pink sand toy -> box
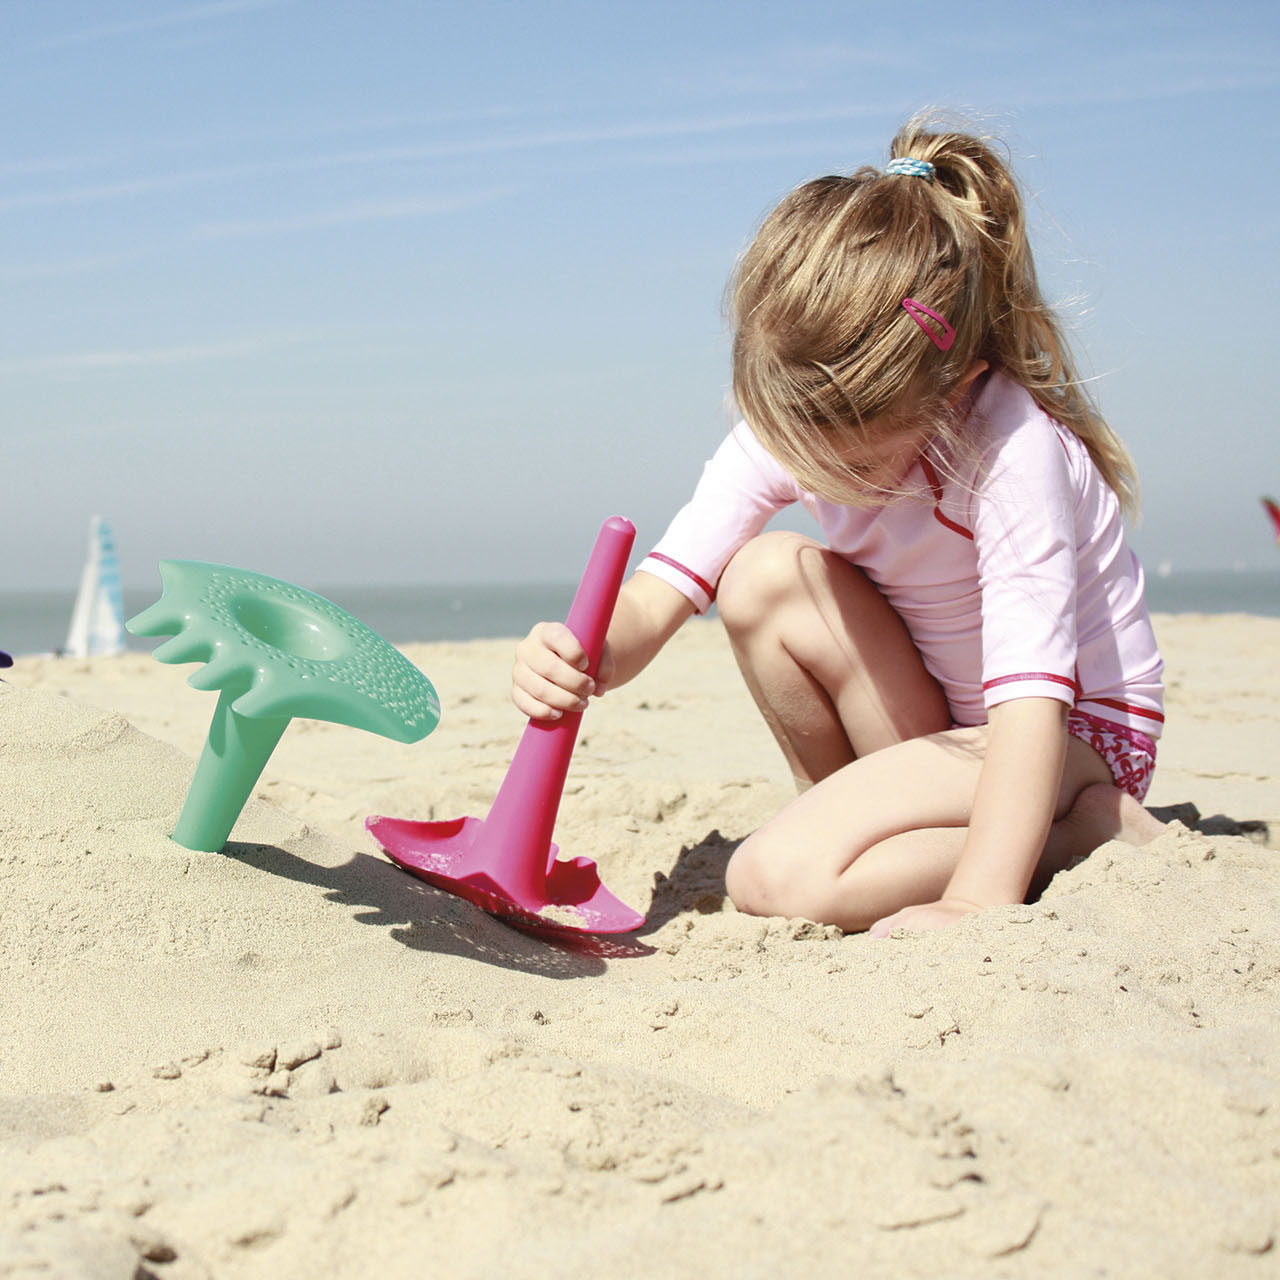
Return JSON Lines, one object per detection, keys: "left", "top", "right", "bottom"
{"left": 366, "top": 516, "right": 646, "bottom": 934}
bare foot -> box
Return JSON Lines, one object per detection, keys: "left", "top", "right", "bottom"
{"left": 1071, "top": 782, "right": 1167, "bottom": 847}
{"left": 1034, "top": 784, "right": 1168, "bottom": 895}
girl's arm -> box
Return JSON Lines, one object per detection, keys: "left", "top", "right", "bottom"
{"left": 868, "top": 696, "right": 1069, "bottom": 936}
{"left": 512, "top": 571, "right": 696, "bottom": 720}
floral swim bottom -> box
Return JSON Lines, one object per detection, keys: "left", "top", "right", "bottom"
{"left": 1066, "top": 709, "right": 1158, "bottom": 802}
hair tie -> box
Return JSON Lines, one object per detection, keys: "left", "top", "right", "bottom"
{"left": 885, "top": 157, "right": 935, "bottom": 181}
{"left": 902, "top": 298, "right": 955, "bottom": 352}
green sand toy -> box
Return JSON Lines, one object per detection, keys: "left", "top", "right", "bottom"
{"left": 128, "top": 561, "right": 440, "bottom": 852}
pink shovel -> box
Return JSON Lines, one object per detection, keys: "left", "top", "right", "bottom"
{"left": 366, "top": 516, "right": 646, "bottom": 934}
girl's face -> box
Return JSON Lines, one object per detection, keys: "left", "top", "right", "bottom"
{"left": 819, "top": 425, "right": 934, "bottom": 502}
{"left": 817, "top": 360, "right": 988, "bottom": 502}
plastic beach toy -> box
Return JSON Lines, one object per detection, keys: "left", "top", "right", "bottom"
{"left": 128, "top": 562, "right": 440, "bottom": 853}
{"left": 367, "top": 516, "right": 646, "bottom": 935}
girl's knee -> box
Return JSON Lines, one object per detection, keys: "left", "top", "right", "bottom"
{"left": 728, "top": 823, "right": 887, "bottom": 931}
{"left": 726, "top": 830, "right": 823, "bottom": 921}
{"left": 727, "top": 837, "right": 879, "bottom": 931}
{"left": 724, "top": 834, "right": 785, "bottom": 917}
{"left": 717, "top": 531, "right": 821, "bottom": 632}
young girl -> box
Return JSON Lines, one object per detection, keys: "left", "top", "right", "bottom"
{"left": 512, "top": 115, "right": 1166, "bottom": 937}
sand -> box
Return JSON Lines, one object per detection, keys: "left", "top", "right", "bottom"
{"left": 1, "top": 613, "right": 1277, "bottom": 1278}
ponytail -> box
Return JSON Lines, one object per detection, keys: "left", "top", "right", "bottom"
{"left": 731, "top": 112, "right": 1140, "bottom": 517}
{"left": 890, "top": 115, "right": 1139, "bottom": 516}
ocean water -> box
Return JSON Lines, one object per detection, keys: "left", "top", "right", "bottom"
{"left": 0, "top": 582, "right": 580, "bottom": 660}
{"left": 1, "top": 568, "right": 1276, "bottom": 660}
{"left": 1142, "top": 567, "right": 1280, "bottom": 618}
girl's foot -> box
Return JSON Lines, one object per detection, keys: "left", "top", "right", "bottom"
{"left": 1064, "top": 782, "right": 1168, "bottom": 848}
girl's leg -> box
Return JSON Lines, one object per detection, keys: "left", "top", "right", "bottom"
{"left": 716, "top": 531, "right": 1164, "bottom": 931}
{"left": 725, "top": 727, "right": 1124, "bottom": 931}
{"left": 715, "top": 531, "right": 951, "bottom": 789}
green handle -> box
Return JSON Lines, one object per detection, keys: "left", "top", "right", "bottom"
{"left": 171, "top": 689, "right": 289, "bottom": 851}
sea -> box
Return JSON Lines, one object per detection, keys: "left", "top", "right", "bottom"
{"left": 1, "top": 568, "right": 1277, "bottom": 660}
{"left": 0, "top": 582, "right": 581, "bottom": 660}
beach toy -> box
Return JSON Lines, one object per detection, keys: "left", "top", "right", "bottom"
{"left": 128, "top": 562, "right": 440, "bottom": 853}
{"left": 367, "top": 516, "right": 646, "bottom": 934}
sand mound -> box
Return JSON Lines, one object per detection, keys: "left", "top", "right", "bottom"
{"left": 2, "top": 617, "right": 1277, "bottom": 1278}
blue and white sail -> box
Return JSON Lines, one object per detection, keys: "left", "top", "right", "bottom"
{"left": 64, "top": 516, "right": 127, "bottom": 658}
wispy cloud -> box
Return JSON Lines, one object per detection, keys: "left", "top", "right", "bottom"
{"left": 0, "top": 104, "right": 891, "bottom": 215}
{"left": 21, "top": 0, "right": 288, "bottom": 51}
{"left": 310, "top": 104, "right": 896, "bottom": 168}
{"left": 997, "top": 69, "right": 1280, "bottom": 117}
{"left": 0, "top": 158, "right": 287, "bottom": 213}
{"left": 0, "top": 154, "right": 114, "bottom": 180}
{"left": 193, "top": 188, "right": 520, "bottom": 239}
{"left": 6, "top": 69, "right": 1271, "bottom": 221}
{"left": 0, "top": 333, "right": 310, "bottom": 375}
{"left": 0, "top": 251, "right": 142, "bottom": 281}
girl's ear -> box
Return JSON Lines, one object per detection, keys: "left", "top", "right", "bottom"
{"left": 947, "top": 359, "right": 990, "bottom": 406}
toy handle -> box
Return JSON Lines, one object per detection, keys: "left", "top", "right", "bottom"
{"left": 475, "top": 516, "right": 635, "bottom": 886}
{"left": 563, "top": 515, "right": 635, "bottom": 676}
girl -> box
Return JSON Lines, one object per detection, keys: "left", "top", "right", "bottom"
{"left": 512, "top": 115, "right": 1166, "bottom": 937}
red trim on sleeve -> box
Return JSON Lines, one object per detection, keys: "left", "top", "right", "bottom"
{"left": 1080, "top": 696, "right": 1166, "bottom": 725}
{"left": 919, "top": 458, "right": 974, "bottom": 540}
{"left": 646, "top": 552, "right": 716, "bottom": 601}
{"left": 983, "top": 671, "right": 1082, "bottom": 696}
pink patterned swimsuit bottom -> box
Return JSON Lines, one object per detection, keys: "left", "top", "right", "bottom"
{"left": 1066, "top": 709, "right": 1158, "bottom": 802}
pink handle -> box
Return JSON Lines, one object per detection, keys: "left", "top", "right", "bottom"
{"left": 474, "top": 517, "right": 635, "bottom": 895}
{"left": 563, "top": 515, "right": 635, "bottom": 677}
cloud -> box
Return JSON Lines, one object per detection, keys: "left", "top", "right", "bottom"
{"left": 0, "top": 155, "right": 113, "bottom": 180}
{"left": 193, "top": 188, "right": 520, "bottom": 239}
{"left": 0, "top": 333, "right": 310, "bottom": 375}
{"left": 6, "top": 68, "right": 1270, "bottom": 221}
{"left": 0, "top": 106, "right": 884, "bottom": 215}
{"left": 0, "top": 107, "right": 886, "bottom": 216}
{"left": 0, "top": 159, "right": 286, "bottom": 213}
{"left": 310, "top": 104, "right": 896, "bottom": 168}
{"left": 20, "top": 0, "right": 288, "bottom": 51}
{"left": 0, "top": 251, "right": 142, "bottom": 281}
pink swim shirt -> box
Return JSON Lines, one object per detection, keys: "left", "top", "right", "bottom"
{"left": 638, "top": 371, "right": 1165, "bottom": 738}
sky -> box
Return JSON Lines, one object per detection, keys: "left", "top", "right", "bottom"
{"left": 3, "top": 0, "right": 1278, "bottom": 594}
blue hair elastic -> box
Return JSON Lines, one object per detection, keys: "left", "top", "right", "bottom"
{"left": 885, "top": 157, "right": 935, "bottom": 181}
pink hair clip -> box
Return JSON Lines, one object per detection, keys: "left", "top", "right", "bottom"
{"left": 902, "top": 297, "right": 955, "bottom": 352}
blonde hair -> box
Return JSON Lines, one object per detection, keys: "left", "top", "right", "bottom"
{"left": 730, "top": 112, "right": 1139, "bottom": 516}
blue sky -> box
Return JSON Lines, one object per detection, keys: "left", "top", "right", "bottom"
{"left": 3, "top": 0, "right": 1278, "bottom": 593}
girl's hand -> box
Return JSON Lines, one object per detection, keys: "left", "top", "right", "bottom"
{"left": 867, "top": 897, "right": 983, "bottom": 938}
{"left": 512, "top": 621, "right": 616, "bottom": 720}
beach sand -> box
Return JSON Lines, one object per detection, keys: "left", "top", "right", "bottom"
{"left": 1, "top": 613, "right": 1277, "bottom": 1278}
